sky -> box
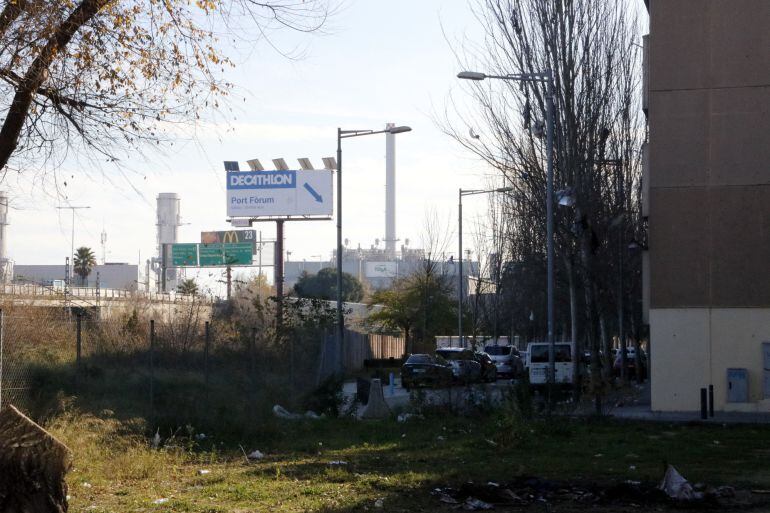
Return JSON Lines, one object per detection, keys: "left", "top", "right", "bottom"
{"left": 3, "top": 1, "right": 646, "bottom": 296}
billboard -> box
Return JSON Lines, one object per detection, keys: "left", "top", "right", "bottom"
{"left": 227, "top": 169, "right": 333, "bottom": 218}
{"left": 201, "top": 229, "right": 257, "bottom": 253}
{"left": 365, "top": 261, "right": 398, "bottom": 278}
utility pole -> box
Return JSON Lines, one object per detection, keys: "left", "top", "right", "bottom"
{"left": 57, "top": 205, "right": 91, "bottom": 286}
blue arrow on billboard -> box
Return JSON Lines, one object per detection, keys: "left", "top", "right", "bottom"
{"left": 303, "top": 182, "right": 323, "bottom": 203}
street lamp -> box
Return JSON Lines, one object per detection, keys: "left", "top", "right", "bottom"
{"left": 458, "top": 187, "right": 513, "bottom": 348}
{"left": 336, "top": 125, "right": 411, "bottom": 373}
{"left": 56, "top": 205, "right": 91, "bottom": 286}
{"left": 458, "top": 68, "right": 557, "bottom": 387}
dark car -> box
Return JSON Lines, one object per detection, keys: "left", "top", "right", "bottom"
{"left": 401, "top": 354, "right": 453, "bottom": 390}
{"left": 474, "top": 352, "right": 498, "bottom": 382}
{"left": 435, "top": 348, "right": 483, "bottom": 384}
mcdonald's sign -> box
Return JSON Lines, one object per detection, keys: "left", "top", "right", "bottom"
{"left": 201, "top": 230, "right": 256, "bottom": 253}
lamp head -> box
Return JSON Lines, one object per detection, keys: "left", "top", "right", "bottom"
{"left": 388, "top": 126, "right": 412, "bottom": 134}
{"left": 457, "top": 71, "right": 487, "bottom": 81}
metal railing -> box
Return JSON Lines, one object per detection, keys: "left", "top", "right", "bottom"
{"left": 0, "top": 283, "right": 207, "bottom": 304}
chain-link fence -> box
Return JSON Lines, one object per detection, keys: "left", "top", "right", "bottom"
{"left": 0, "top": 307, "right": 406, "bottom": 432}
{"left": 0, "top": 308, "right": 332, "bottom": 433}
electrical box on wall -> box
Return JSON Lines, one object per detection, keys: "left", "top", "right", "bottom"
{"left": 727, "top": 368, "right": 749, "bottom": 403}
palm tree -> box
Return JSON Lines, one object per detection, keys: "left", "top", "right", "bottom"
{"left": 177, "top": 278, "right": 198, "bottom": 296}
{"left": 73, "top": 246, "right": 97, "bottom": 286}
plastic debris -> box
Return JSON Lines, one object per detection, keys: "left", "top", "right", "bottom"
{"left": 247, "top": 450, "right": 265, "bottom": 460}
{"left": 197, "top": 469, "right": 210, "bottom": 475}
{"left": 151, "top": 429, "right": 161, "bottom": 449}
{"left": 397, "top": 413, "right": 424, "bottom": 423}
{"left": 374, "top": 498, "right": 384, "bottom": 508}
{"left": 81, "top": 482, "right": 92, "bottom": 488}
{"left": 439, "top": 493, "right": 459, "bottom": 504}
{"left": 152, "top": 498, "right": 169, "bottom": 505}
{"left": 195, "top": 433, "right": 207, "bottom": 441}
{"left": 273, "top": 405, "right": 302, "bottom": 420}
{"left": 463, "top": 497, "right": 494, "bottom": 510}
{"left": 328, "top": 461, "right": 348, "bottom": 466}
{"left": 659, "top": 465, "right": 694, "bottom": 500}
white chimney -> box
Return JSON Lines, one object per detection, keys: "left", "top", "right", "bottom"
{"left": 156, "top": 193, "right": 181, "bottom": 290}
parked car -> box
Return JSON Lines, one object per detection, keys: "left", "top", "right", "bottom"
{"left": 435, "top": 347, "right": 482, "bottom": 384}
{"left": 401, "top": 354, "right": 453, "bottom": 390}
{"left": 474, "top": 352, "right": 498, "bottom": 382}
{"left": 484, "top": 344, "right": 525, "bottom": 378}
{"left": 526, "top": 341, "right": 575, "bottom": 386}
{"left": 613, "top": 347, "right": 647, "bottom": 379}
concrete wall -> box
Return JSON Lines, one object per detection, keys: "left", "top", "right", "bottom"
{"left": 647, "top": 1, "right": 770, "bottom": 412}
{"left": 651, "top": 308, "right": 770, "bottom": 412}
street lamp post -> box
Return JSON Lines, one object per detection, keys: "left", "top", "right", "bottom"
{"left": 336, "top": 125, "right": 411, "bottom": 373}
{"left": 458, "top": 69, "right": 557, "bottom": 387}
{"left": 56, "top": 205, "right": 91, "bottom": 286}
{"left": 458, "top": 187, "right": 513, "bottom": 349}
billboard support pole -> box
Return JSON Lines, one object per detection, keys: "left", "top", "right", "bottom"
{"left": 275, "top": 220, "right": 284, "bottom": 329}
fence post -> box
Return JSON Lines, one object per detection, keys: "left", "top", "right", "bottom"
{"left": 75, "top": 314, "right": 82, "bottom": 390}
{"left": 290, "top": 331, "right": 294, "bottom": 398}
{"left": 249, "top": 327, "right": 257, "bottom": 385}
{"left": 150, "top": 320, "right": 155, "bottom": 425}
{"left": 204, "top": 321, "right": 210, "bottom": 394}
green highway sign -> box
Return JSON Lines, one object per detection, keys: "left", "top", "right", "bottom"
{"left": 170, "top": 243, "right": 198, "bottom": 267}
{"left": 199, "top": 242, "right": 253, "bottom": 266}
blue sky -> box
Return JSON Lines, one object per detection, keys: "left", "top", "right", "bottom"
{"left": 5, "top": 1, "right": 645, "bottom": 295}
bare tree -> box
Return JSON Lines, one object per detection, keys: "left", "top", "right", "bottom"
{"left": 442, "top": 0, "right": 645, "bottom": 411}
{"left": 0, "top": 0, "right": 334, "bottom": 175}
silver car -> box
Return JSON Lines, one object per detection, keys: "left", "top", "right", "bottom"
{"left": 483, "top": 344, "right": 525, "bottom": 378}
{"left": 435, "top": 348, "right": 482, "bottom": 384}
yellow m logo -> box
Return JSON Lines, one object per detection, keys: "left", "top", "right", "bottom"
{"left": 222, "top": 231, "right": 239, "bottom": 244}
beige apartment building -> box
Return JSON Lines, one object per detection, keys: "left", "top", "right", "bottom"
{"left": 644, "top": 1, "right": 770, "bottom": 411}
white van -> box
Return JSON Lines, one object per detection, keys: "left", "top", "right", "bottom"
{"left": 526, "top": 342, "right": 574, "bottom": 385}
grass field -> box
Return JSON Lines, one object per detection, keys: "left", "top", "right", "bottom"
{"left": 48, "top": 407, "right": 770, "bottom": 513}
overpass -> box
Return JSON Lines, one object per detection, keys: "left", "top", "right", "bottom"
{"left": 0, "top": 284, "right": 211, "bottom": 320}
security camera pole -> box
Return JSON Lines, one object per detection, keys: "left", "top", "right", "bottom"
{"left": 458, "top": 69, "right": 556, "bottom": 396}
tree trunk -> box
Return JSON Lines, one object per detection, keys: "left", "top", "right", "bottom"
{"left": 0, "top": 0, "right": 108, "bottom": 170}
{"left": 599, "top": 310, "right": 611, "bottom": 381}
{"left": 566, "top": 256, "right": 580, "bottom": 401}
